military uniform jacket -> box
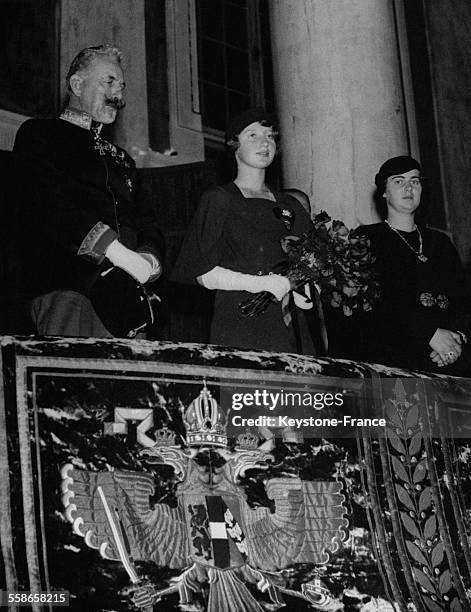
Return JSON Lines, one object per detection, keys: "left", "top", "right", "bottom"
{"left": 13, "top": 116, "right": 163, "bottom": 306}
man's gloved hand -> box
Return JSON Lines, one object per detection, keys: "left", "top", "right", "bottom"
{"left": 105, "top": 240, "right": 153, "bottom": 284}
{"left": 139, "top": 252, "right": 162, "bottom": 281}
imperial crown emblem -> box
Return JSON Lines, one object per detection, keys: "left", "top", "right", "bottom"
{"left": 182, "top": 381, "right": 228, "bottom": 447}
{"left": 61, "top": 379, "right": 348, "bottom": 611}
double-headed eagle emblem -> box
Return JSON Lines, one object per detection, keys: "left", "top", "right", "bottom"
{"left": 61, "top": 383, "right": 348, "bottom": 611}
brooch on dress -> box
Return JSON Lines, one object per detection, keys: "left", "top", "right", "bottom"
{"left": 419, "top": 292, "right": 449, "bottom": 309}
{"left": 273, "top": 207, "right": 295, "bottom": 231}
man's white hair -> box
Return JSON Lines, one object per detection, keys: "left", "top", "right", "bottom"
{"left": 66, "top": 44, "right": 123, "bottom": 91}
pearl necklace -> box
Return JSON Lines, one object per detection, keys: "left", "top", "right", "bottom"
{"left": 385, "top": 220, "right": 428, "bottom": 263}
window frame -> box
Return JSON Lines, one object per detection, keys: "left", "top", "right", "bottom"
{"left": 195, "top": 0, "right": 273, "bottom": 144}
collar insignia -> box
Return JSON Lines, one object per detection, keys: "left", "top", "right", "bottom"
{"left": 60, "top": 107, "right": 102, "bottom": 133}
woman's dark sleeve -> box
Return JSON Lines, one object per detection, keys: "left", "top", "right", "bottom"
{"left": 441, "top": 234, "right": 470, "bottom": 336}
{"left": 356, "top": 228, "right": 470, "bottom": 352}
{"left": 171, "top": 187, "right": 229, "bottom": 285}
{"left": 398, "top": 233, "right": 469, "bottom": 346}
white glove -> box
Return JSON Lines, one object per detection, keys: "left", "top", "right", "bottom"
{"left": 139, "top": 252, "right": 162, "bottom": 281}
{"left": 105, "top": 240, "right": 153, "bottom": 284}
{"left": 262, "top": 274, "right": 291, "bottom": 301}
{"left": 198, "top": 266, "right": 291, "bottom": 301}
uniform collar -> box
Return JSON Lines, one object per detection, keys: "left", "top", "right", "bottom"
{"left": 59, "top": 107, "right": 103, "bottom": 133}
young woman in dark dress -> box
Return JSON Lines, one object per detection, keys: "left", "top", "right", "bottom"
{"left": 356, "top": 156, "right": 469, "bottom": 373}
{"left": 172, "top": 109, "right": 316, "bottom": 353}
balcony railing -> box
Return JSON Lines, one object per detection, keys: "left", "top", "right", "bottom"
{"left": 1, "top": 335, "right": 470, "bottom": 611}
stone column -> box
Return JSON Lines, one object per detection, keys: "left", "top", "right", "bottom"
{"left": 60, "top": 0, "right": 148, "bottom": 160}
{"left": 269, "top": 0, "right": 416, "bottom": 226}
{"left": 421, "top": 0, "right": 471, "bottom": 262}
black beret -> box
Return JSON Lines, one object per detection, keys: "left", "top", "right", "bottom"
{"left": 375, "top": 155, "right": 422, "bottom": 188}
{"left": 225, "top": 107, "right": 278, "bottom": 144}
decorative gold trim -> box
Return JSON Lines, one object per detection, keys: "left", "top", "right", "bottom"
{"left": 60, "top": 107, "right": 94, "bottom": 131}
{"left": 77, "top": 221, "right": 112, "bottom": 261}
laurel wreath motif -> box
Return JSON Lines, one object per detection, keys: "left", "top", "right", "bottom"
{"left": 386, "top": 386, "right": 465, "bottom": 612}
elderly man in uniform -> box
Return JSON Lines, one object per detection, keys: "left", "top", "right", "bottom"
{"left": 13, "top": 44, "right": 163, "bottom": 337}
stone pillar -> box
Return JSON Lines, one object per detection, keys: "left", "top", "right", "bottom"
{"left": 60, "top": 0, "right": 148, "bottom": 159}
{"left": 269, "top": 0, "right": 416, "bottom": 226}
{"left": 421, "top": 0, "right": 471, "bottom": 263}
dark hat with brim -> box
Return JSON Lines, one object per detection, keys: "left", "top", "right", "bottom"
{"left": 225, "top": 107, "right": 278, "bottom": 144}
{"left": 375, "top": 155, "right": 422, "bottom": 189}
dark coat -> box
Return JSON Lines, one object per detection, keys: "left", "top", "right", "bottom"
{"left": 12, "top": 117, "right": 163, "bottom": 330}
{"left": 353, "top": 222, "right": 470, "bottom": 373}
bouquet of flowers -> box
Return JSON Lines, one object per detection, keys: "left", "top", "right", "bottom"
{"left": 239, "top": 211, "right": 380, "bottom": 317}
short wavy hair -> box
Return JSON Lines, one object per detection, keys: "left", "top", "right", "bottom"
{"left": 225, "top": 108, "right": 279, "bottom": 151}
{"left": 66, "top": 44, "right": 123, "bottom": 92}
{"left": 226, "top": 121, "right": 280, "bottom": 152}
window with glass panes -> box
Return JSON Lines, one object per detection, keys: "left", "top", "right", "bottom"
{"left": 196, "top": 0, "right": 275, "bottom": 138}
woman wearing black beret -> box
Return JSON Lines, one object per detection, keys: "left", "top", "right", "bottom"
{"left": 355, "top": 156, "right": 469, "bottom": 373}
{"left": 172, "top": 109, "right": 317, "bottom": 353}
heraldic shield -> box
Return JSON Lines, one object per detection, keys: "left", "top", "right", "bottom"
{"left": 60, "top": 382, "right": 348, "bottom": 611}
{"left": 183, "top": 492, "right": 248, "bottom": 569}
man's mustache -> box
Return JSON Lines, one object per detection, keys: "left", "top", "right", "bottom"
{"left": 105, "top": 97, "right": 125, "bottom": 110}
